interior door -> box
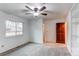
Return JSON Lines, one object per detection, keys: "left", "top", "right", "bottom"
{"left": 56, "top": 23, "right": 65, "bottom": 44}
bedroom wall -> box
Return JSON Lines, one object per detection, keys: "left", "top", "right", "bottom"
{"left": 0, "top": 11, "right": 30, "bottom": 53}
{"left": 29, "top": 17, "right": 43, "bottom": 44}
{"left": 66, "top": 4, "right": 79, "bottom": 56}
{"left": 43, "top": 19, "right": 66, "bottom": 43}
{"left": 66, "top": 12, "right": 72, "bottom": 53}
{"left": 70, "top": 4, "right": 79, "bottom": 56}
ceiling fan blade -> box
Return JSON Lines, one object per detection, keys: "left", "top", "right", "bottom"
{"left": 40, "top": 6, "right": 46, "bottom": 11}
{"left": 41, "top": 13, "right": 47, "bottom": 16}
{"left": 25, "top": 5, "right": 33, "bottom": 11}
{"left": 44, "top": 11, "right": 56, "bottom": 14}
{"left": 25, "top": 13, "right": 32, "bottom": 15}
{"left": 21, "top": 10, "right": 30, "bottom": 12}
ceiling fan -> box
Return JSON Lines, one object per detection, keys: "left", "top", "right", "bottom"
{"left": 22, "top": 5, "right": 47, "bottom": 17}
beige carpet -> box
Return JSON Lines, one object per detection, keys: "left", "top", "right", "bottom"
{"left": 5, "top": 43, "right": 71, "bottom": 56}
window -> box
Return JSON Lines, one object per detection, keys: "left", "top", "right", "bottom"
{"left": 6, "top": 20, "right": 23, "bottom": 37}
{"left": 16, "top": 22, "right": 23, "bottom": 35}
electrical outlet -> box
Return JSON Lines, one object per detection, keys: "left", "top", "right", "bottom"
{"left": 1, "top": 45, "right": 4, "bottom": 47}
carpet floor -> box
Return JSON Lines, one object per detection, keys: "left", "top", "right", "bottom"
{"left": 5, "top": 43, "right": 71, "bottom": 56}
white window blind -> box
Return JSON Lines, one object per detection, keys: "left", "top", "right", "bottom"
{"left": 6, "top": 20, "right": 23, "bottom": 37}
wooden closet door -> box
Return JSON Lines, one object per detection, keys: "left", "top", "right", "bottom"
{"left": 56, "top": 23, "right": 65, "bottom": 44}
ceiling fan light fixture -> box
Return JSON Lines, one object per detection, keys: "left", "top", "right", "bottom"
{"left": 33, "top": 12, "right": 39, "bottom": 16}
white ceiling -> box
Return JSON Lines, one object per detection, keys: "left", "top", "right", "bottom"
{"left": 0, "top": 3, "right": 73, "bottom": 20}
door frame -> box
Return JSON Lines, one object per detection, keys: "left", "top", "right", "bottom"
{"left": 56, "top": 22, "right": 68, "bottom": 45}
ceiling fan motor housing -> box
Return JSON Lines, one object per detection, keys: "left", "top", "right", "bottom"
{"left": 34, "top": 8, "right": 38, "bottom": 12}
